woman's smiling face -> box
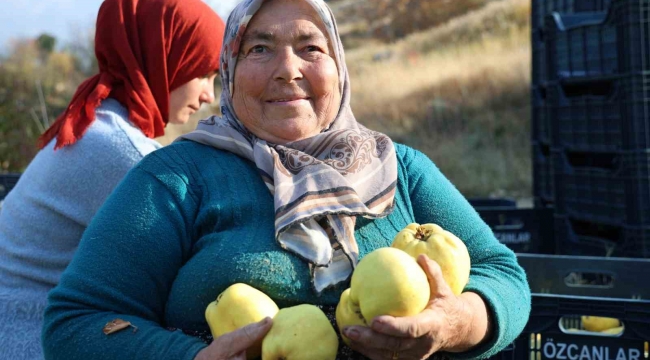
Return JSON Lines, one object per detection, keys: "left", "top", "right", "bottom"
{"left": 231, "top": 0, "right": 341, "bottom": 144}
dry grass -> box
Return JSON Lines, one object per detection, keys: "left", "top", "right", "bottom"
{"left": 350, "top": 33, "right": 532, "bottom": 197}
{"left": 347, "top": 0, "right": 532, "bottom": 197}
{"left": 160, "top": 0, "right": 533, "bottom": 198}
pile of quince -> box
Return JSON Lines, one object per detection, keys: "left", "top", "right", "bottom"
{"left": 336, "top": 223, "right": 471, "bottom": 344}
{"left": 205, "top": 283, "right": 339, "bottom": 360}
{"left": 204, "top": 223, "right": 471, "bottom": 359}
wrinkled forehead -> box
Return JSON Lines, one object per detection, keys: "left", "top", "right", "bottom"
{"left": 230, "top": 0, "right": 336, "bottom": 47}
{"left": 221, "top": 0, "right": 344, "bottom": 95}
{"left": 243, "top": 2, "right": 331, "bottom": 47}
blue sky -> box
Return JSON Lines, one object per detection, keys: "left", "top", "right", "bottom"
{"left": 0, "top": 0, "right": 239, "bottom": 52}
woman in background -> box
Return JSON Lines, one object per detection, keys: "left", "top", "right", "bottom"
{"left": 0, "top": 0, "right": 225, "bottom": 358}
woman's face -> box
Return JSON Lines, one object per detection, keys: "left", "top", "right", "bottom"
{"left": 232, "top": 0, "right": 341, "bottom": 144}
{"left": 169, "top": 72, "right": 217, "bottom": 125}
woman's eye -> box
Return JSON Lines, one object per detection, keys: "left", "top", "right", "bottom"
{"left": 250, "top": 45, "right": 266, "bottom": 54}
{"left": 306, "top": 45, "right": 321, "bottom": 52}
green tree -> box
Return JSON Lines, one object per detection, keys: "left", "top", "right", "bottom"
{"left": 36, "top": 33, "right": 57, "bottom": 53}
{"left": 0, "top": 37, "right": 85, "bottom": 172}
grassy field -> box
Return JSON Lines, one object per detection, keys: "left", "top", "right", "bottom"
{"left": 160, "top": 0, "right": 533, "bottom": 199}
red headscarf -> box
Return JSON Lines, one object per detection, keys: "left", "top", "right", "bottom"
{"left": 38, "top": 0, "right": 225, "bottom": 150}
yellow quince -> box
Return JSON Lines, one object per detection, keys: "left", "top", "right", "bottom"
{"left": 262, "top": 304, "right": 339, "bottom": 360}
{"left": 335, "top": 288, "right": 368, "bottom": 346}
{"left": 600, "top": 326, "right": 624, "bottom": 335}
{"left": 392, "top": 223, "right": 470, "bottom": 295}
{"left": 336, "top": 247, "right": 430, "bottom": 345}
{"left": 581, "top": 316, "right": 621, "bottom": 332}
{"left": 204, "top": 283, "right": 279, "bottom": 360}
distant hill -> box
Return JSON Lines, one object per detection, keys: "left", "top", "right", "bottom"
{"left": 328, "top": 0, "right": 490, "bottom": 45}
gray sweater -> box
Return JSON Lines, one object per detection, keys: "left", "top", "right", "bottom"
{"left": 0, "top": 98, "right": 161, "bottom": 359}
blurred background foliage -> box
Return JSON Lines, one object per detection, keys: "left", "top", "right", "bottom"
{"left": 0, "top": 0, "right": 532, "bottom": 199}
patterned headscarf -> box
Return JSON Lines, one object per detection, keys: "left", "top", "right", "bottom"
{"left": 178, "top": 0, "right": 397, "bottom": 294}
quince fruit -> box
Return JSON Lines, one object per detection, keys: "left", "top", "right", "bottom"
{"left": 600, "top": 326, "right": 624, "bottom": 335}
{"left": 581, "top": 316, "right": 621, "bottom": 332}
{"left": 262, "top": 304, "right": 338, "bottom": 360}
{"left": 336, "top": 247, "right": 430, "bottom": 345}
{"left": 392, "top": 223, "right": 470, "bottom": 295}
{"left": 205, "top": 283, "right": 279, "bottom": 360}
{"left": 335, "top": 288, "right": 367, "bottom": 345}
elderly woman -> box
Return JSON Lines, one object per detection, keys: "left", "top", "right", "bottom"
{"left": 42, "top": 0, "right": 531, "bottom": 359}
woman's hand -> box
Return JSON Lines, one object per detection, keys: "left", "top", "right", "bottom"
{"left": 343, "top": 255, "right": 492, "bottom": 360}
{"left": 195, "top": 317, "right": 273, "bottom": 360}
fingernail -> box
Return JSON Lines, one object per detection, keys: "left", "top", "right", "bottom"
{"left": 260, "top": 317, "right": 270, "bottom": 325}
{"left": 344, "top": 328, "right": 359, "bottom": 340}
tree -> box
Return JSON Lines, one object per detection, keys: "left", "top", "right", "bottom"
{"left": 36, "top": 33, "right": 57, "bottom": 54}
{"left": 0, "top": 37, "right": 85, "bottom": 172}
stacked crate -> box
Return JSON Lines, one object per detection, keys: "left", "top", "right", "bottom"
{"left": 488, "top": 254, "right": 650, "bottom": 360}
{"left": 531, "top": 0, "right": 617, "bottom": 209}
{"left": 530, "top": 0, "right": 580, "bottom": 208}
{"left": 537, "top": 0, "right": 650, "bottom": 257}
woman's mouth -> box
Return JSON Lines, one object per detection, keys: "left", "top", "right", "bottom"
{"left": 267, "top": 97, "right": 310, "bottom": 105}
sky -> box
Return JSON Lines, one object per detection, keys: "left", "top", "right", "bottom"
{"left": 0, "top": 0, "right": 239, "bottom": 52}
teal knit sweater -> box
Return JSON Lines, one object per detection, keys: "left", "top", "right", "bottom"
{"left": 42, "top": 140, "right": 530, "bottom": 360}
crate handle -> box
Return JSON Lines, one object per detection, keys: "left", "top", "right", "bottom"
{"left": 560, "top": 77, "right": 616, "bottom": 98}
{"left": 550, "top": 11, "right": 608, "bottom": 31}
{"left": 567, "top": 217, "right": 624, "bottom": 247}
{"left": 494, "top": 223, "right": 525, "bottom": 231}
{"left": 563, "top": 271, "right": 615, "bottom": 289}
{"left": 564, "top": 151, "right": 624, "bottom": 174}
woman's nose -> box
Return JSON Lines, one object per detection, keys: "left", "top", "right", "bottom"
{"left": 273, "top": 47, "right": 303, "bottom": 83}
{"left": 200, "top": 80, "right": 216, "bottom": 104}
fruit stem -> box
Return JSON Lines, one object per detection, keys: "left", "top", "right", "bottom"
{"left": 415, "top": 227, "right": 431, "bottom": 241}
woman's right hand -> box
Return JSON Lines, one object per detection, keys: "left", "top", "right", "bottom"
{"left": 194, "top": 317, "right": 273, "bottom": 360}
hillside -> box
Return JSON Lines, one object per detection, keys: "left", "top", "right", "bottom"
{"left": 160, "top": 0, "right": 533, "bottom": 199}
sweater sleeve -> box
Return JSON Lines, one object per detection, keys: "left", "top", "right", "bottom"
{"left": 399, "top": 145, "right": 531, "bottom": 359}
{"left": 41, "top": 155, "right": 206, "bottom": 360}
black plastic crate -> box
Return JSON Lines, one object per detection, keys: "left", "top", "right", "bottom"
{"left": 494, "top": 254, "right": 650, "bottom": 359}
{"left": 555, "top": 215, "right": 650, "bottom": 257}
{"left": 533, "top": 142, "right": 554, "bottom": 206}
{"left": 518, "top": 253, "right": 650, "bottom": 298}
{"left": 617, "top": 0, "right": 650, "bottom": 74}
{"left": 0, "top": 173, "right": 20, "bottom": 201}
{"left": 533, "top": 0, "right": 571, "bottom": 30}
{"left": 548, "top": 74, "right": 650, "bottom": 152}
{"left": 548, "top": 77, "right": 621, "bottom": 152}
{"left": 468, "top": 197, "right": 517, "bottom": 209}
{"left": 546, "top": 11, "right": 617, "bottom": 79}
{"left": 621, "top": 75, "right": 650, "bottom": 151}
{"left": 472, "top": 205, "right": 556, "bottom": 254}
{"left": 533, "top": 29, "right": 548, "bottom": 87}
{"left": 532, "top": 0, "right": 612, "bottom": 30}
{"left": 532, "top": 86, "right": 551, "bottom": 145}
{"left": 553, "top": 150, "right": 650, "bottom": 227}
{"left": 546, "top": 0, "right": 650, "bottom": 80}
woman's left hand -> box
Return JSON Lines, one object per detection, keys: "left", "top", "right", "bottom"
{"left": 343, "top": 255, "right": 480, "bottom": 360}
